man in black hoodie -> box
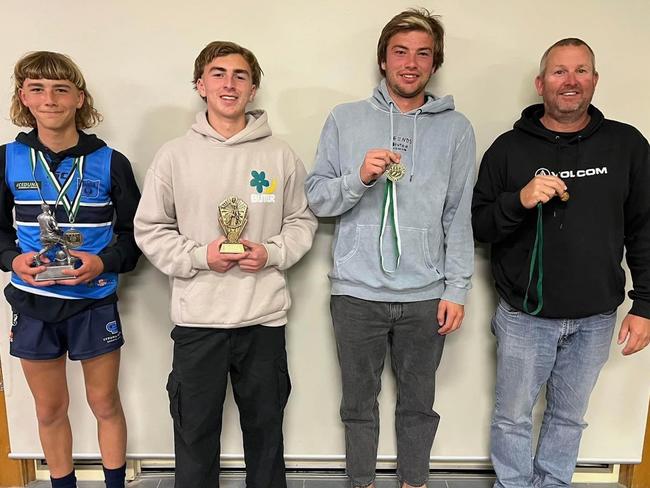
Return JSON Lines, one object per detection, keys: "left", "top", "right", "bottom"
{"left": 472, "top": 38, "right": 650, "bottom": 488}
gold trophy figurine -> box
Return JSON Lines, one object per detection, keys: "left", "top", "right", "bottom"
{"left": 218, "top": 196, "right": 248, "bottom": 253}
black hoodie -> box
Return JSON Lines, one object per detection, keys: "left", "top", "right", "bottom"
{"left": 0, "top": 130, "right": 141, "bottom": 321}
{"left": 472, "top": 104, "right": 650, "bottom": 319}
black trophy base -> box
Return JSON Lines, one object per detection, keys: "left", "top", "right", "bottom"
{"left": 35, "top": 262, "right": 78, "bottom": 281}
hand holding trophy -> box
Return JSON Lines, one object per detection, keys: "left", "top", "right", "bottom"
{"left": 218, "top": 196, "right": 248, "bottom": 253}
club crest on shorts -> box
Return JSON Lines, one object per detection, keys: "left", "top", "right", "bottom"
{"left": 106, "top": 320, "right": 119, "bottom": 335}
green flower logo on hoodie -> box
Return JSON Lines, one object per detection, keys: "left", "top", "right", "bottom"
{"left": 250, "top": 170, "right": 270, "bottom": 193}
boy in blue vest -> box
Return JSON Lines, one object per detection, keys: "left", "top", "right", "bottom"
{"left": 0, "top": 51, "right": 141, "bottom": 488}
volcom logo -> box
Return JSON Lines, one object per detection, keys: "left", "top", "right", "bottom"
{"left": 535, "top": 166, "right": 607, "bottom": 179}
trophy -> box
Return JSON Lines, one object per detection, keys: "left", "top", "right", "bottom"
{"left": 218, "top": 196, "right": 248, "bottom": 253}
{"left": 32, "top": 203, "right": 81, "bottom": 281}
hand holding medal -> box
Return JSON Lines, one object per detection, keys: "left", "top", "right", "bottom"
{"left": 519, "top": 174, "right": 569, "bottom": 208}
{"left": 359, "top": 149, "right": 402, "bottom": 184}
{"left": 358, "top": 148, "right": 408, "bottom": 274}
{"left": 520, "top": 173, "right": 569, "bottom": 315}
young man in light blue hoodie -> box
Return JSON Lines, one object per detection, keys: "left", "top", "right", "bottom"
{"left": 305, "top": 9, "right": 475, "bottom": 488}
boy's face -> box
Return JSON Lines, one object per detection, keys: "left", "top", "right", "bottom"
{"left": 19, "top": 78, "right": 84, "bottom": 132}
{"left": 381, "top": 30, "right": 435, "bottom": 108}
{"left": 196, "top": 54, "right": 256, "bottom": 124}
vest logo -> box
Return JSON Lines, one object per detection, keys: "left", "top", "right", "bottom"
{"left": 106, "top": 320, "right": 119, "bottom": 335}
{"left": 15, "top": 181, "right": 40, "bottom": 191}
{"left": 80, "top": 178, "right": 100, "bottom": 198}
{"left": 250, "top": 170, "right": 277, "bottom": 203}
{"left": 535, "top": 166, "right": 608, "bottom": 179}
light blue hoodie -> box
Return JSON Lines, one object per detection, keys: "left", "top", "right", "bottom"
{"left": 305, "top": 80, "right": 475, "bottom": 303}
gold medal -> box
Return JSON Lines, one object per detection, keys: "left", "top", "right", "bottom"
{"left": 63, "top": 229, "right": 83, "bottom": 248}
{"left": 560, "top": 191, "right": 570, "bottom": 202}
{"left": 386, "top": 162, "right": 406, "bottom": 182}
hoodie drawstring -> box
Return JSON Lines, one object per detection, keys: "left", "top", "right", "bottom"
{"left": 410, "top": 109, "right": 421, "bottom": 182}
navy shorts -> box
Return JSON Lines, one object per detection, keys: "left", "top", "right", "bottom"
{"left": 9, "top": 303, "right": 124, "bottom": 361}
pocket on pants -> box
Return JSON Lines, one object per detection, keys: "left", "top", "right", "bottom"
{"left": 166, "top": 372, "right": 182, "bottom": 430}
{"left": 277, "top": 358, "right": 291, "bottom": 411}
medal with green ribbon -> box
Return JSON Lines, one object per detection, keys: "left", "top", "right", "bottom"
{"left": 379, "top": 165, "right": 404, "bottom": 274}
{"left": 29, "top": 148, "right": 85, "bottom": 248}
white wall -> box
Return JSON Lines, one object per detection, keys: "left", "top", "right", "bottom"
{"left": 0, "top": 0, "right": 648, "bottom": 465}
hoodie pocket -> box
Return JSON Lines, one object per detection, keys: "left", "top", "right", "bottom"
{"left": 334, "top": 224, "right": 442, "bottom": 290}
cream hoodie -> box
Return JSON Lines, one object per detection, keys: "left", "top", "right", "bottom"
{"left": 134, "top": 110, "right": 317, "bottom": 327}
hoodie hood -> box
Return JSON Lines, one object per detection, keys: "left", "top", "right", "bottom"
{"left": 369, "top": 79, "right": 455, "bottom": 180}
{"left": 514, "top": 103, "right": 605, "bottom": 142}
{"left": 16, "top": 130, "right": 106, "bottom": 168}
{"left": 191, "top": 109, "right": 272, "bottom": 146}
{"left": 370, "top": 78, "right": 455, "bottom": 115}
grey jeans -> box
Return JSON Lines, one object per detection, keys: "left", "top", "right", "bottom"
{"left": 330, "top": 295, "right": 446, "bottom": 487}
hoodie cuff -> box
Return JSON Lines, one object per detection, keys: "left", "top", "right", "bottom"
{"left": 343, "top": 169, "right": 375, "bottom": 199}
{"left": 190, "top": 245, "right": 210, "bottom": 271}
{"left": 98, "top": 250, "right": 120, "bottom": 274}
{"left": 263, "top": 243, "right": 281, "bottom": 269}
{"left": 629, "top": 300, "right": 650, "bottom": 320}
{"left": 441, "top": 285, "right": 468, "bottom": 305}
{"left": 1, "top": 250, "right": 21, "bottom": 272}
{"left": 500, "top": 191, "right": 529, "bottom": 222}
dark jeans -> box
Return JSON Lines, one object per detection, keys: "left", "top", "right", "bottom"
{"left": 330, "top": 295, "right": 446, "bottom": 487}
{"left": 167, "top": 325, "right": 290, "bottom": 488}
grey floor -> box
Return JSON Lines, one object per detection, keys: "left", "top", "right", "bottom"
{"left": 25, "top": 472, "right": 625, "bottom": 488}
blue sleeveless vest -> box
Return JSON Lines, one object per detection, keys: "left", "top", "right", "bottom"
{"left": 5, "top": 141, "right": 118, "bottom": 299}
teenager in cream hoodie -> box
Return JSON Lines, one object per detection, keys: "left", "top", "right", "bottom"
{"left": 134, "top": 41, "right": 316, "bottom": 488}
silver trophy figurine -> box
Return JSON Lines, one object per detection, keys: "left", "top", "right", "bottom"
{"left": 32, "top": 203, "right": 80, "bottom": 281}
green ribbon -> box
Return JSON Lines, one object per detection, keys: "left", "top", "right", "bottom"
{"left": 379, "top": 179, "right": 402, "bottom": 273}
{"left": 29, "top": 148, "right": 85, "bottom": 224}
{"left": 523, "top": 203, "right": 544, "bottom": 315}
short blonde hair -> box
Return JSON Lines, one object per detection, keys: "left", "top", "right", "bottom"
{"left": 10, "top": 51, "right": 102, "bottom": 129}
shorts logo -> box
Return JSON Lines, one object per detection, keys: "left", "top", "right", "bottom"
{"left": 106, "top": 320, "right": 119, "bottom": 335}
{"left": 250, "top": 170, "right": 276, "bottom": 203}
{"left": 15, "top": 181, "right": 40, "bottom": 191}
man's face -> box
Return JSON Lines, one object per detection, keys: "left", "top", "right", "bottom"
{"left": 19, "top": 78, "right": 83, "bottom": 132}
{"left": 196, "top": 54, "right": 256, "bottom": 124}
{"left": 381, "top": 30, "right": 435, "bottom": 108}
{"left": 535, "top": 45, "right": 598, "bottom": 122}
